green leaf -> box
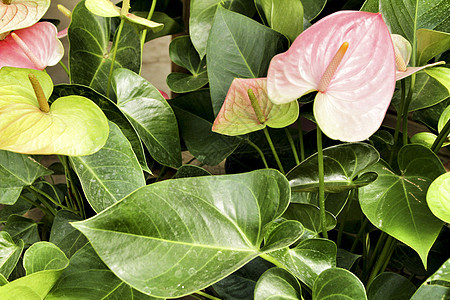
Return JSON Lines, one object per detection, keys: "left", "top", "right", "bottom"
{"left": 302, "top": 0, "right": 326, "bottom": 21}
{"left": 254, "top": 0, "right": 303, "bottom": 41}
{"left": 190, "top": 0, "right": 255, "bottom": 58}
{"left": 85, "top": 0, "right": 120, "bottom": 17}
{"left": 167, "top": 72, "right": 209, "bottom": 93}
{"left": 411, "top": 132, "right": 439, "bottom": 148}
{"left": 0, "top": 150, "right": 50, "bottom": 205}
{"left": 411, "top": 258, "right": 450, "bottom": 299}
{"left": 427, "top": 173, "right": 450, "bottom": 223}
{"left": 52, "top": 84, "right": 150, "bottom": 174}
{"left": 336, "top": 248, "right": 361, "bottom": 270}
{"left": 69, "top": 0, "right": 141, "bottom": 95}
{"left": 254, "top": 268, "right": 301, "bottom": 300}
{"left": 0, "top": 274, "right": 7, "bottom": 286}
{"left": 72, "top": 169, "right": 290, "bottom": 297}
{"left": 438, "top": 105, "right": 450, "bottom": 134}
{"left": 291, "top": 191, "right": 350, "bottom": 217}
{"left": 417, "top": 29, "right": 450, "bottom": 65}
{"left": 268, "top": 238, "right": 336, "bottom": 289}
{"left": 23, "top": 242, "right": 69, "bottom": 275}
{"left": 113, "top": 68, "right": 182, "bottom": 168}
{"left": 207, "top": 6, "right": 288, "bottom": 115}
{"left": 70, "top": 122, "right": 146, "bottom": 213}
{"left": 287, "top": 143, "right": 379, "bottom": 193}
{"left": 261, "top": 219, "right": 303, "bottom": 253}
{"left": 169, "top": 36, "right": 206, "bottom": 75}
{"left": 313, "top": 267, "right": 367, "bottom": 300}
{"left": 359, "top": 144, "right": 445, "bottom": 266}
{"left": 3, "top": 215, "right": 40, "bottom": 245}
{"left": 142, "top": 12, "right": 184, "bottom": 42}
{"left": 367, "top": 272, "right": 416, "bottom": 300}
{"left": 171, "top": 90, "right": 242, "bottom": 165}
{"left": 425, "top": 67, "right": 450, "bottom": 92}
{"left": 0, "top": 232, "right": 24, "bottom": 279}
{"left": 0, "top": 197, "right": 31, "bottom": 222}
{"left": 413, "top": 98, "right": 450, "bottom": 131}
{"left": 47, "top": 244, "right": 156, "bottom": 300}
{"left": 49, "top": 210, "right": 88, "bottom": 258}
{"left": 282, "top": 203, "right": 336, "bottom": 237}
{"left": 173, "top": 165, "right": 211, "bottom": 179}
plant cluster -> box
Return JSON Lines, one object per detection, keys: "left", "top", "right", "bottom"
{"left": 0, "top": 0, "right": 449, "bottom": 299}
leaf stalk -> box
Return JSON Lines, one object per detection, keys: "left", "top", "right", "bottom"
{"left": 317, "top": 126, "right": 327, "bottom": 238}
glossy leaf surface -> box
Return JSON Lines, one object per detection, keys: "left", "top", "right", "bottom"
{"left": 173, "top": 165, "right": 211, "bottom": 179}
{"left": 417, "top": 29, "right": 450, "bottom": 66}
{"left": 0, "top": 150, "right": 50, "bottom": 205}
{"left": 261, "top": 219, "right": 303, "bottom": 253}
{"left": 70, "top": 122, "right": 145, "bottom": 212}
{"left": 254, "top": 268, "right": 301, "bottom": 300}
{"left": 0, "top": 231, "right": 23, "bottom": 279}
{"left": 313, "top": 267, "right": 367, "bottom": 300}
{"left": 287, "top": 143, "right": 379, "bottom": 193}
{"left": 359, "top": 145, "right": 445, "bottom": 266}
{"left": 367, "top": 272, "right": 416, "bottom": 300}
{"left": 268, "top": 238, "right": 336, "bottom": 288}
{"left": 291, "top": 191, "right": 350, "bottom": 217}
{"left": 302, "top": 0, "right": 326, "bottom": 21}
{"left": 411, "top": 258, "right": 450, "bottom": 299}
{"left": 0, "top": 0, "right": 50, "bottom": 35}
{"left": 207, "top": 6, "right": 288, "bottom": 115}
{"left": 0, "top": 68, "right": 109, "bottom": 156}
{"left": 73, "top": 169, "right": 290, "bottom": 297}
{"left": 23, "top": 242, "right": 69, "bottom": 275}
{"left": 282, "top": 203, "right": 337, "bottom": 236}
{"left": 213, "top": 78, "right": 299, "bottom": 136}
{"left": 427, "top": 173, "right": 450, "bottom": 223}
{"left": 113, "top": 68, "right": 182, "bottom": 168}
{"left": 438, "top": 105, "right": 450, "bottom": 134}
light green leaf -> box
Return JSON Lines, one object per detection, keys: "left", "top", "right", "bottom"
{"left": 282, "top": 203, "right": 336, "bottom": 237}
{"left": 427, "top": 173, "right": 450, "bottom": 223}
{"left": 359, "top": 144, "right": 445, "bottom": 266}
{"left": 3, "top": 215, "right": 40, "bottom": 245}
{"left": 72, "top": 169, "right": 290, "bottom": 298}
{"left": 411, "top": 258, "right": 450, "bottom": 299}
{"left": 167, "top": 72, "right": 209, "bottom": 93}
{"left": 425, "top": 67, "right": 450, "bottom": 92}
{"left": 23, "top": 242, "right": 69, "bottom": 275}
{"left": 0, "top": 150, "right": 50, "bottom": 205}
{"left": 438, "top": 105, "right": 450, "bottom": 134}
{"left": 313, "top": 267, "right": 367, "bottom": 300}
{"left": 268, "top": 238, "right": 336, "bottom": 289}
{"left": 368, "top": 272, "right": 416, "bottom": 300}
{"left": 410, "top": 132, "right": 438, "bottom": 148}
{"left": 207, "top": 6, "right": 288, "bottom": 115}
{"left": 113, "top": 68, "right": 182, "bottom": 168}
{"left": 85, "top": 0, "right": 120, "bottom": 17}
{"left": 287, "top": 143, "right": 379, "bottom": 193}
{"left": 261, "top": 219, "right": 303, "bottom": 253}
{"left": 0, "top": 274, "right": 7, "bottom": 286}
{"left": 70, "top": 122, "right": 146, "bottom": 212}
{"left": 0, "top": 232, "right": 24, "bottom": 279}
{"left": 254, "top": 268, "right": 301, "bottom": 300}
{"left": 417, "top": 29, "right": 450, "bottom": 65}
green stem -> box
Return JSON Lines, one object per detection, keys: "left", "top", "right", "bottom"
{"left": 367, "top": 235, "right": 394, "bottom": 285}
{"left": 247, "top": 140, "right": 269, "bottom": 169}
{"left": 285, "top": 128, "right": 300, "bottom": 165}
{"left": 28, "top": 185, "right": 78, "bottom": 214}
{"left": 139, "top": 0, "right": 157, "bottom": 75}
{"left": 195, "top": 291, "right": 221, "bottom": 300}
{"left": 260, "top": 253, "right": 287, "bottom": 269}
{"left": 389, "top": 80, "right": 406, "bottom": 165}
{"left": 156, "top": 166, "right": 168, "bottom": 182}
{"left": 58, "top": 60, "right": 70, "bottom": 76}
{"left": 431, "top": 118, "right": 450, "bottom": 154}
{"left": 297, "top": 117, "right": 305, "bottom": 161}
{"left": 25, "top": 187, "right": 57, "bottom": 216}
{"left": 350, "top": 217, "right": 369, "bottom": 253}
{"left": 365, "top": 232, "right": 387, "bottom": 280}
{"left": 317, "top": 126, "right": 327, "bottom": 238}
{"left": 58, "top": 155, "right": 85, "bottom": 218}
{"left": 337, "top": 189, "right": 355, "bottom": 248}
{"left": 263, "top": 127, "right": 285, "bottom": 174}
{"left": 402, "top": 75, "right": 416, "bottom": 146}
{"left": 106, "top": 18, "right": 126, "bottom": 98}
{"left": 20, "top": 195, "right": 54, "bottom": 217}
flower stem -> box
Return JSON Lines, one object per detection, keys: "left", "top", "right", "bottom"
{"left": 401, "top": 75, "right": 416, "bottom": 146}
{"left": 297, "top": 117, "right": 305, "bottom": 161}
{"left": 367, "top": 235, "right": 395, "bottom": 285}
{"left": 350, "top": 217, "right": 368, "bottom": 253}
{"left": 263, "top": 127, "right": 285, "bottom": 174}
{"left": 20, "top": 194, "right": 54, "bottom": 217}
{"left": 58, "top": 60, "right": 70, "bottom": 76}
{"left": 389, "top": 80, "right": 406, "bottom": 165}
{"left": 285, "top": 128, "right": 300, "bottom": 165}
{"left": 25, "top": 187, "right": 57, "bottom": 216}
{"left": 28, "top": 74, "right": 50, "bottom": 113}
{"left": 336, "top": 190, "right": 354, "bottom": 248}
{"left": 139, "top": 0, "right": 157, "bottom": 60}
{"left": 431, "top": 118, "right": 450, "bottom": 154}
{"left": 246, "top": 140, "right": 269, "bottom": 169}
{"left": 106, "top": 17, "right": 126, "bottom": 98}
{"left": 317, "top": 126, "right": 327, "bottom": 238}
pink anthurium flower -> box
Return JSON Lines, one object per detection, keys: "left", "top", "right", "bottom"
{"left": 267, "top": 11, "right": 396, "bottom": 142}
{"left": 0, "top": 21, "right": 64, "bottom": 70}
{"left": 392, "top": 34, "right": 445, "bottom": 81}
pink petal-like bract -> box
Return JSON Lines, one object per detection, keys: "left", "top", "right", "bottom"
{"left": 0, "top": 22, "right": 64, "bottom": 70}
{"left": 396, "top": 61, "right": 445, "bottom": 81}
{"left": 267, "top": 11, "right": 396, "bottom": 142}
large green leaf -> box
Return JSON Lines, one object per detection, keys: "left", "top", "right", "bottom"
{"left": 70, "top": 122, "right": 145, "bottom": 212}
{"left": 2, "top": 215, "right": 40, "bottom": 245}
{"left": 291, "top": 191, "right": 350, "bottom": 217}
{"left": 268, "top": 238, "right": 336, "bottom": 289}
{"left": 171, "top": 90, "right": 242, "bottom": 165}
{"left": 302, "top": 0, "right": 326, "bottom": 21}
{"left": 69, "top": 0, "right": 141, "bottom": 95}
{"left": 0, "top": 198, "right": 31, "bottom": 222}
{"left": 359, "top": 144, "right": 445, "bottom": 266}
{"left": 411, "top": 258, "right": 450, "bottom": 299}
{"left": 417, "top": 29, "right": 450, "bottom": 65}
{"left": 0, "top": 150, "right": 50, "bottom": 205}
{"left": 113, "top": 68, "right": 182, "bottom": 168}
{"left": 52, "top": 84, "right": 150, "bottom": 174}
{"left": 282, "top": 203, "right": 336, "bottom": 237}
{"left": 287, "top": 143, "right": 379, "bottom": 193}
{"left": 72, "top": 169, "right": 291, "bottom": 297}
{"left": 0, "top": 232, "right": 24, "bottom": 279}
{"left": 190, "top": 0, "right": 255, "bottom": 58}
{"left": 23, "top": 242, "right": 69, "bottom": 275}
{"left": 206, "top": 6, "right": 288, "bottom": 115}
{"left": 427, "top": 173, "right": 450, "bottom": 223}
{"left": 413, "top": 98, "right": 450, "bottom": 131}
{"left": 254, "top": 268, "right": 301, "bottom": 300}
{"left": 313, "top": 267, "right": 367, "bottom": 300}
{"left": 367, "top": 272, "right": 416, "bottom": 300}
{"left": 49, "top": 211, "right": 88, "bottom": 259}
{"left": 47, "top": 244, "right": 156, "bottom": 300}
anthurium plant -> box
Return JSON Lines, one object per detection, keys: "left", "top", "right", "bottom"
{"left": 0, "top": 0, "right": 449, "bottom": 299}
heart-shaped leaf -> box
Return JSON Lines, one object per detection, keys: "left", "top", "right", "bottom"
{"left": 427, "top": 173, "right": 450, "bottom": 223}
{"left": 113, "top": 68, "right": 182, "bottom": 168}
{"left": 0, "top": 231, "right": 24, "bottom": 279}
{"left": 3, "top": 215, "right": 40, "bottom": 245}
{"left": 0, "top": 22, "right": 64, "bottom": 70}
{"left": 313, "top": 267, "right": 367, "bottom": 300}
{"left": 23, "top": 242, "right": 69, "bottom": 275}
{"left": 287, "top": 143, "right": 379, "bottom": 193}
{"left": 0, "top": 0, "right": 50, "bottom": 36}
{"left": 0, "top": 150, "right": 50, "bottom": 205}
{"left": 291, "top": 191, "right": 350, "bottom": 216}
{"left": 267, "top": 238, "right": 336, "bottom": 288}
{"left": 367, "top": 272, "right": 416, "bottom": 300}
{"left": 254, "top": 268, "right": 302, "bottom": 300}
{"left": 0, "top": 67, "right": 109, "bottom": 156}
{"left": 261, "top": 219, "right": 303, "bottom": 253}
{"left": 282, "top": 203, "right": 337, "bottom": 236}
{"left": 411, "top": 132, "right": 446, "bottom": 148}
{"left": 417, "top": 29, "right": 450, "bottom": 66}
{"left": 70, "top": 122, "right": 146, "bottom": 212}
{"left": 72, "top": 169, "right": 290, "bottom": 298}
{"left": 359, "top": 144, "right": 445, "bottom": 266}
{"left": 411, "top": 258, "right": 450, "bottom": 299}
{"left": 207, "top": 6, "right": 288, "bottom": 115}
{"left": 212, "top": 78, "right": 299, "bottom": 136}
